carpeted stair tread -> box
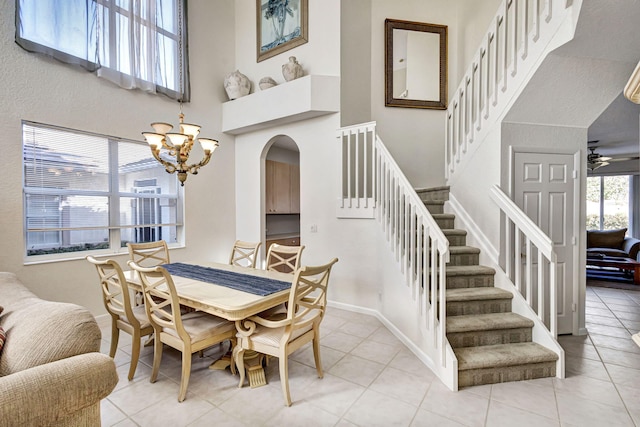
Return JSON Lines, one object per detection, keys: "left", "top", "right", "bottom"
{"left": 446, "top": 265, "right": 495, "bottom": 276}
{"left": 455, "top": 342, "right": 559, "bottom": 371}
{"left": 416, "top": 186, "right": 450, "bottom": 202}
{"left": 449, "top": 246, "right": 481, "bottom": 255}
{"left": 446, "top": 287, "right": 513, "bottom": 302}
{"left": 447, "top": 312, "right": 533, "bottom": 333}
{"left": 443, "top": 229, "right": 467, "bottom": 236}
{"left": 431, "top": 213, "right": 456, "bottom": 220}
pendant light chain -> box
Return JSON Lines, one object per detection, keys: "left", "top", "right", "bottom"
{"left": 142, "top": 0, "right": 218, "bottom": 186}
{"left": 178, "top": 0, "right": 184, "bottom": 116}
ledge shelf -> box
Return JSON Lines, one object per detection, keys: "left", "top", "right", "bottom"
{"left": 222, "top": 75, "right": 340, "bottom": 135}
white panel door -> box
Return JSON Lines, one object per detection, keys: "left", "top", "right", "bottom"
{"left": 514, "top": 152, "right": 575, "bottom": 334}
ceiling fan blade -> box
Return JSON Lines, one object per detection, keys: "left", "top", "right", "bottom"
{"left": 587, "top": 161, "right": 610, "bottom": 171}
{"left": 587, "top": 139, "right": 636, "bottom": 149}
{"left": 608, "top": 156, "right": 640, "bottom": 162}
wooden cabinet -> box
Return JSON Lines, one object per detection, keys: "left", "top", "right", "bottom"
{"left": 266, "top": 160, "right": 300, "bottom": 214}
{"left": 266, "top": 236, "right": 301, "bottom": 250}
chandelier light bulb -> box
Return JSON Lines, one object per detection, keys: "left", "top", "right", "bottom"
{"left": 150, "top": 122, "right": 173, "bottom": 134}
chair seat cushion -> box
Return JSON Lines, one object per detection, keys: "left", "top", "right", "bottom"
{"left": 587, "top": 247, "right": 629, "bottom": 258}
{"left": 165, "top": 312, "right": 234, "bottom": 342}
{"left": 250, "top": 317, "right": 317, "bottom": 347}
{"left": 123, "top": 305, "right": 152, "bottom": 329}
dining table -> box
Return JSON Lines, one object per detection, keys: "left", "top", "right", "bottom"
{"left": 124, "top": 260, "right": 294, "bottom": 386}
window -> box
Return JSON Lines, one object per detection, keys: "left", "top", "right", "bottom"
{"left": 15, "top": 0, "right": 189, "bottom": 101}
{"left": 23, "top": 122, "right": 183, "bottom": 260}
{"left": 586, "top": 175, "right": 631, "bottom": 231}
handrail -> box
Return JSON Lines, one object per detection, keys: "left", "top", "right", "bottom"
{"left": 490, "top": 185, "right": 558, "bottom": 336}
{"left": 337, "top": 122, "right": 453, "bottom": 375}
{"left": 446, "top": 0, "right": 573, "bottom": 179}
{"left": 491, "top": 186, "right": 554, "bottom": 259}
{"left": 375, "top": 139, "right": 450, "bottom": 254}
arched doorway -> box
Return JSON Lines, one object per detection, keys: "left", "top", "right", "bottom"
{"left": 263, "top": 135, "right": 300, "bottom": 263}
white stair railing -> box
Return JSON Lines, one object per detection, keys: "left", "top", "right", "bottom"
{"left": 446, "top": 0, "right": 575, "bottom": 179}
{"left": 490, "top": 185, "right": 558, "bottom": 336}
{"left": 337, "top": 122, "right": 454, "bottom": 374}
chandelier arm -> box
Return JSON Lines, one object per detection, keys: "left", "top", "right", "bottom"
{"left": 149, "top": 147, "right": 178, "bottom": 174}
{"left": 184, "top": 151, "right": 214, "bottom": 174}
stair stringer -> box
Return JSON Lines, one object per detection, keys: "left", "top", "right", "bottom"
{"left": 446, "top": 193, "right": 565, "bottom": 379}
{"left": 375, "top": 216, "right": 458, "bottom": 391}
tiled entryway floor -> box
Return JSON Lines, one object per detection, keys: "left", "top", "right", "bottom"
{"left": 99, "top": 285, "right": 640, "bottom": 426}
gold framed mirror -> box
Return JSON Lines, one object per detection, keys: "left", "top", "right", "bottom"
{"left": 385, "top": 19, "right": 448, "bottom": 109}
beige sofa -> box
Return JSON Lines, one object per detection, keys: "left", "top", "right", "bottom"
{"left": 0, "top": 272, "right": 118, "bottom": 426}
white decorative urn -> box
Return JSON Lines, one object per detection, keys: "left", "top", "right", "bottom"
{"left": 259, "top": 77, "right": 277, "bottom": 90}
{"left": 224, "top": 70, "right": 251, "bottom": 100}
{"left": 282, "top": 56, "right": 304, "bottom": 82}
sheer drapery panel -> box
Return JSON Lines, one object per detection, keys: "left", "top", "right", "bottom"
{"left": 15, "top": 0, "right": 189, "bottom": 101}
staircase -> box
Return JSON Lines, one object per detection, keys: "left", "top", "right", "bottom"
{"left": 418, "top": 186, "right": 558, "bottom": 387}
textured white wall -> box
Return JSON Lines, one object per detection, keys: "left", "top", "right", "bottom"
{"left": 368, "top": 0, "right": 501, "bottom": 189}
{"left": 0, "top": 0, "right": 505, "bottom": 320}
{"left": 231, "top": 0, "right": 380, "bottom": 310}
{"left": 0, "top": 0, "right": 237, "bottom": 315}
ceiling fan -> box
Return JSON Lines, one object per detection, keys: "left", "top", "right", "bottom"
{"left": 587, "top": 143, "right": 639, "bottom": 171}
{"left": 587, "top": 147, "right": 611, "bottom": 170}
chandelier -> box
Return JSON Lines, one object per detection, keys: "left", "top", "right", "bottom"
{"left": 141, "top": 0, "right": 217, "bottom": 186}
{"left": 142, "top": 113, "right": 218, "bottom": 186}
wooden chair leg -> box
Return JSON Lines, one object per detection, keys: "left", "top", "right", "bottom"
{"left": 178, "top": 350, "right": 192, "bottom": 402}
{"left": 279, "top": 355, "right": 292, "bottom": 406}
{"left": 128, "top": 331, "right": 142, "bottom": 381}
{"left": 109, "top": 322, "right": 119, "bottom": 358}
{"left": 150, "top": 334, "right": 163, "bottom": 383}
{"left": 143, "top": 333, "right": 154, "bottom": 347}
{"left": 312, "top": 335, "right": 323, "bottom": 378}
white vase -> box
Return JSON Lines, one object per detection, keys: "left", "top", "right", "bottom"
{"left": 224, "top": 70, "right": 251, "bottom": 100}
{"left": 282, "top": 56, "right": 304, "bottom": 82}
{"left": 259, "top": 77, "right": 277, "bottom": 90}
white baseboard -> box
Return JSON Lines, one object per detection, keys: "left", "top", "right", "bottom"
{"left": 328, "top": 300, "right": 440, "bottom": 377}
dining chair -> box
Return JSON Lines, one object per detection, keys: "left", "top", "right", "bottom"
{"left": 229, "top": 240, "right": 262, "bottom": 268}
{"left": 128, "top": 261, "right": 236, "bottom": 402}
{"left": 86, "top": 256, "right": 153, "bottom": 381}
{"left": 127, "top": 240, "right": 170, "bottom": 267}
{"left": 266, "top": 243, "right": 305, "bottom": 274}
{"left": 127, "top": 240, "right": 171, "bottom": 307}
{"left": 235, "top": 257, "right": 339, "bottom": 406}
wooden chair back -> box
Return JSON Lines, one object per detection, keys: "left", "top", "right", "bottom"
{"left": 127, "top": 261, "right": 187, "bottom": 341}
{"left": 229, "top": 240, "right": 262, "bottom": 268}
{"left": 127, "top": 240, "right": 170, "bottom": 267}
{"left": 286, "top": 257, "right": 339, "bottom": 329}
{"left": 87, "top": 256, "right": 139, "bottom": 328}
{"left": 266, "top": 243, "right": 305, "bottom": 274}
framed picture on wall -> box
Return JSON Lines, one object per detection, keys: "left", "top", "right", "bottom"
{"left": 256, "top": 0, "right": 308, "bottom": 62}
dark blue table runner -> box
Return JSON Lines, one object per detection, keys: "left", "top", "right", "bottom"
{"left": 162, "top": 263, "right": 290, "bottom": 296}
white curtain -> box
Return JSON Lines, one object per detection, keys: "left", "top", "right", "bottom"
{"left": 16, "top": 0, "right": 189, "bottom": 101}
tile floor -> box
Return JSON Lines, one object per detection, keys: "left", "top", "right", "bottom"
{"left": 99, "top": 285, "right": 640, "bottom": 426}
